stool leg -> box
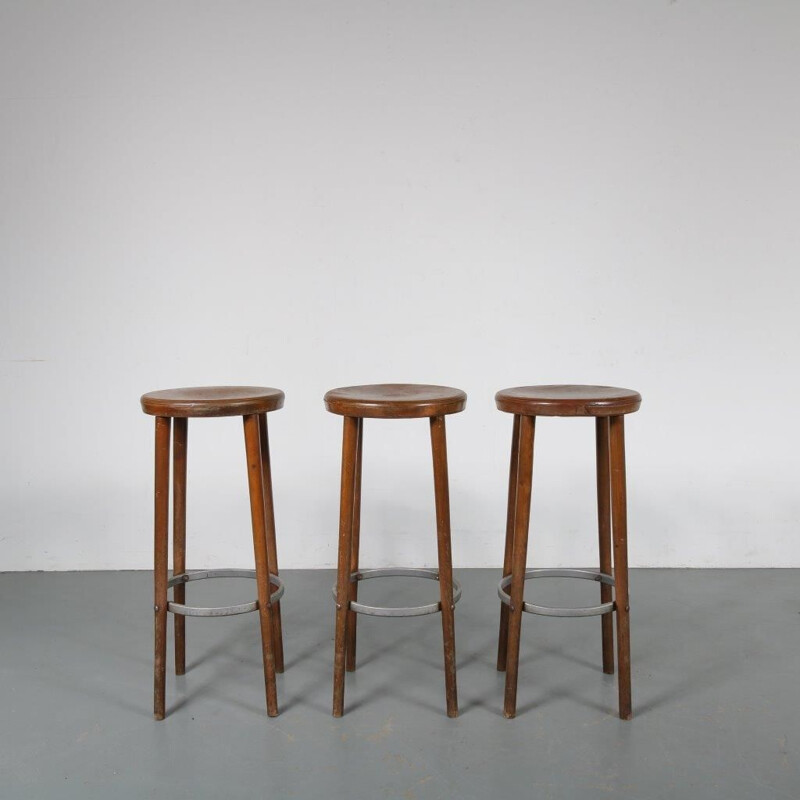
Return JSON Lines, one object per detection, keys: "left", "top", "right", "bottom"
{"left": 333, "top": 416, "right": 360, "bottom": 717}
{"left": 609, "top": 414, "right": 632, "bottom": 720}
{"left": 503, "top": 414, "right": 535, "bottom": 719}
{"left": 243, "top": 414, "right": 279, "bottom": 717}
{"left": 258, "top": 413, "right": 284, "bottom": 674}
{"left": 153, "top": 416, "right": 171, "bottom": 720}
{"left": 346, "top": 418, "right": 364, "bottom": 672}
{"left": 497, "top": 414, "right": 521, "bottom": 672}
{"left": 173, "top": 417, "right": 187, "bottom": 676}
{"left": 430, "top": 415, "right": 458, "bottom": 718}
{"left": 596, "top": 417, "right": 614, "bottom": 675}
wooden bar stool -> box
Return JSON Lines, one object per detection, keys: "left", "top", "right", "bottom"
{"left": 324, "top": 384, "right": 466, "bottom": 718}
{"left": 494, "top": 385, "right": 641, "bottom": 720}
{"left": 140, "top": 386, "right": 286, "bottom": 720}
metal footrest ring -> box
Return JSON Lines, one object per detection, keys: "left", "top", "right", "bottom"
{"left": 498, "top": 568, "right": 614, "bottom": 618}
{"left": 331, "top": 567, "right": 462, "bottom": 618}
{"left": 168, "top": 568, "right": 284, "bottom": 617}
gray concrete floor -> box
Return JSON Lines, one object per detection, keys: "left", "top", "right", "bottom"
{"left": 0, "top": 569, "right": 798, "bottom": 799}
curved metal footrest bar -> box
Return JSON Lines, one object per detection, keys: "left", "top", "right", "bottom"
{"left": 331, "top": 567, "right": 462, "bottom": 618}
{"left": 168, "top": 568, "right": 285, "bottom": 617}
{"left": 498, "top": 568, "right": 614, "bottom": 618}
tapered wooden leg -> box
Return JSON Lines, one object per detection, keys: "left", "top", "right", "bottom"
{"left": 503, "top": 414, "right": 535, "bottom": 719}
{"left": 173, "top": 417, "right": 187, "bottom": 676}
{"left": 430, "top": 415, "right": 458, "bottom": 718}
{"left": 609, "top": 414, "right": 632, "bottom": 720}
{"left": 497, "top": 415, "right": 521, "bottom": 672}
{"left": 153, "top": 416, "right": 171, "bottom": 720}
{"left": 596, "top": 417, "right": 614, "bottom": 675}
{"left": 243, "top": 414, "right": 279, "bottom": 717}
{"left": 346, "top": 419, "right": 364, "bottom": 672}
{"left": 333, "top": 416, "right": 359, "bottom": 717}
{"left": 258, "top": 413, "right": 284, "bottom": 674}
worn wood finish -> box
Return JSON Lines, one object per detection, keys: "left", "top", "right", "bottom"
{"left": 153, "top": 416, "right": 171, "bottom": 720}
{"left": 430, "top": 415, "right": 459, "bottom": 718}
{"left": 503, "top": 414, "right": 535, "bottom": 719}
{"left": 495, "top": 385, "right": 641, "bottom": 417}
{"left": 141, "top": 386, "right": 284, "bottom": 418}
{"left": 333, "top": 416, "right": 360, "bottom": 716}
{"left": 324, "top": 384, "right": 466, "bottom": 419}
{"left": 596, "top": 417, "right": 614, "bottom": 675}
{"left": 345, "top": 418, "right": 364, "bottom": 673}
{"left": 610, "top": 414, "right": 633, "bottom": 720}
{"left": 496, "top": 414, "right": 521, "bottom": 672}
{"left": 243, "top": 414, "right": 279, "bottom": 717}
{"left": 172, "top": 417, "right": 188, "bottom": 676}
{"left": 257, "top": 413, "right": 284, "bottom": 674}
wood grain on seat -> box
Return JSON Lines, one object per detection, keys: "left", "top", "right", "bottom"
{"left": 324, "top": 384, "right": 466, "bottom": 419}
{"left": 495, "top": 385, "right": 641, "bottom": 417}
{"left": 141, "top": 386, "right": 285, "bottom": 418}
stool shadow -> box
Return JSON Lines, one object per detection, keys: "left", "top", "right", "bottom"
{"left": 344, "top": 681, "right": 458, "bottom": 718}
{"left": 515, "top": 686, "right": 610, "bottom": 717}
{"left": 347, "top": 627, "right": 423, "bottom": 670}
{"left": 26, "top": 671, "right": 150, "bottom": 718}
{"left": 185, "top": 627, "right": 258, "bottom": 672}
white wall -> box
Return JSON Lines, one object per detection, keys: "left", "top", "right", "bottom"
{"left": 2, "top": 1, "right": 799, "bottom": 571}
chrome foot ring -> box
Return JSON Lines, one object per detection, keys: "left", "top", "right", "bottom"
{"left": 331, "top": 567, "right": 462, "bottom": 617}
{"left": 168, "top": 568, "right": 284, "bottom": 617}
{"left": 498, "top": 568, "right": 614, "bottom": 617}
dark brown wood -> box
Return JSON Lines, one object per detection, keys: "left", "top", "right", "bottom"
{"left": 324, "top": 384, "right": 466, "bottom": 419}
{"left": 345, "top": 418, "right": 364, "bottom": 672}
{"left": 609, "top": 414, "right": 632, "bottom": 720}
{"left": 243, "top": 413, "right": 279, "bottom": 717}
{"left": 503, "top": 414, "right": 535, "bottom": 719}
{"left": 497, "top": 414, "right": 521, "bottom": 672}
{"left": 596, "top": 417, "right": 614, "bottom": 675}
{"left": 333, "top": 416, "right": 359, "bottom": 716}
{"left": 141, "top": 386, "right": 284, "bottom": 418}
{"left": 153, "top": 416, "right": 171, "bottom": 720}
{"left": 172, "top": 417, "right": 187, "bottom": 676}
{"left": 258, "top": 413, "right": 284, "bottom": 674}
{"left": 496, "top": 385, "right": 641, "bottom": 418}
{"left": 430, "top": 415, "right": 459, "bottom": 718}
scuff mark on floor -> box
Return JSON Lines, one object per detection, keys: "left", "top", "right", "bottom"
{"left": 367, "top": 716, "right": 395, "bottom": 742}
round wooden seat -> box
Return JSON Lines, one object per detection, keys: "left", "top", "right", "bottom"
{"left": 324, "top": 384, "right": 467, "bottom": 419}
{"left": 495, "top": 385, "right": 641, "bottom": 417}
{"left": 141, "top": 386, "right": 285, "bottom": 418}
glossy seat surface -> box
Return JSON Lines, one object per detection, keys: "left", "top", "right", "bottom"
{"left": 141, "top": 386, "right": 285, "bottom": 417}
{"left": 324, "top": 384, "right": 466, "bottom": 419}
{"left": 495, "top": 385, "right": 641, "bottom": 417}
